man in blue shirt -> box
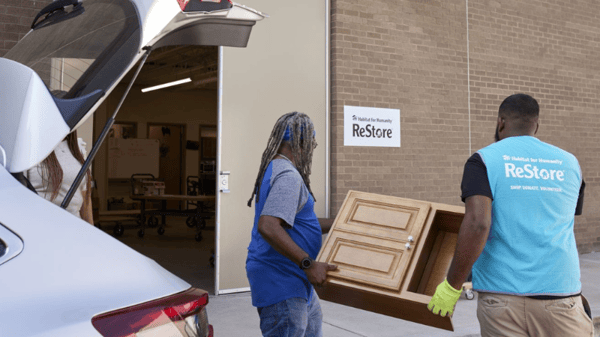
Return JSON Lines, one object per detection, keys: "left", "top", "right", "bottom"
{"left": 246, "top": 112, "right": 337, "bottom": 337}
{"left": 428, "top": 94, "right": 593, "bottom": 336}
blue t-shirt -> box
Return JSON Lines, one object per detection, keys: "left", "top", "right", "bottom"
{"left": 474, "top": 136, "right": 582, "bottom": 296}
{"left": 246, "top": 159, "right": 322, "bottom": 308}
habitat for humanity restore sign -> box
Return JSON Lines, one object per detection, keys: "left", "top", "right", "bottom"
{"left": 344, "top": 106, "right": 400, "bottom": 147}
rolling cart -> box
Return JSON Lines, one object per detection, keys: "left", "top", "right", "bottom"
{"left": 99, "top": 174, "right": 157, "bottom": 237}
{"left": 130, "top": 173, "right": 160, "bottom": 230}
{"left": 186, "top": 175, "right": 215, "bottom": 222}
{"left": 186, "top": 176, "right": 201, "bottom": 211}
{"left": 126, "top": 173, "right": 215, "bottom": 241}
{"left": 130, "top": 194, "right": 215, "bottom": 241}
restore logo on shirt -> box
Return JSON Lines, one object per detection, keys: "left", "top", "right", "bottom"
{"left": 504, "top": 163, "right": 566, "bottom": 181}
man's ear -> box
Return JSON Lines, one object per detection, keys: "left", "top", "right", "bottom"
{"left": 534, "top": 121, "right": 539, "bottom": 135}
{"left": 497, "top": 117, "right": 505, "bottom": 133}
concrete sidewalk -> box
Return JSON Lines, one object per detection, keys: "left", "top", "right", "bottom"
{"left": 208, "top": 252, "right": 600, "bottom": 336}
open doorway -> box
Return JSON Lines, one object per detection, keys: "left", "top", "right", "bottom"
{"left": 93, "top": 45, "right": 219, "bottom": 294}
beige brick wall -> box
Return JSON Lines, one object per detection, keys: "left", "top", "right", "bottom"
{"left": 331, "top": 0, "right": 600, "bottom": 253}
{"left": 0, "top": 0, "right": 51, "bottom": 57}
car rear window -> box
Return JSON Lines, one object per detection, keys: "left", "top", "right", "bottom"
{"left": 3, "top": 0, "right": 141, "bottom": 99}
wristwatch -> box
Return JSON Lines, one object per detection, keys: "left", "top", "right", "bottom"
{"left": 299, "top": 257, "right": 313, "bottom": 270}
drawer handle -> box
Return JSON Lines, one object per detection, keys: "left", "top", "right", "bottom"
{"left": 408, "top": 236, "right": 414, "bottom": 242}
{"left": 405, "top": 242, "right": 411, "bottom": 250}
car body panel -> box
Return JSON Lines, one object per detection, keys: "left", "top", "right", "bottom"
{"left": 0, "top": 164, "right": 190, "bottom": 336}
{"left": 0, "top": 58, "right": 70, "bottom": 173}
{"left": 0, "top": 221, "right": 23, "bottom": 267}
{"left": 0, "top": 1, "right": 266, "bottom": 335}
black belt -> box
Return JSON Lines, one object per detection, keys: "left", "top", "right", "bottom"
{"left": 527, "top": 293, "right": 580, "bottom": 300}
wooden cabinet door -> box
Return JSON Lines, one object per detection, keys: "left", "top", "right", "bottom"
{"left": 318, "top": 191, "right": 431, "bottom": 292}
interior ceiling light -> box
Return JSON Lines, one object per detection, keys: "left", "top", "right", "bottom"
{"left": 141, "top": 78, "right": 191, "bottom": 93}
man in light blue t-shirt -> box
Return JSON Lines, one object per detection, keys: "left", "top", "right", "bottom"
{"left": 246, "top": 112, "right": 337, "bottom": 337}
{"left": 428, "top": 94, "right": 593, "bottom": 336}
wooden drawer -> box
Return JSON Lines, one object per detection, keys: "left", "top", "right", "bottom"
{"left": 316, "top": 190, "right": 465, "bottom": 331}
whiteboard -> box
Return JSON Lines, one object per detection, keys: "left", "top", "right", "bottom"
{"left": 108, "top": 138, "right": 159, "bottom": 179}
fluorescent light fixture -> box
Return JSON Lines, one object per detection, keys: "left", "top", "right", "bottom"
{"left": 141, "top": 78, "right": 191, "bottom": 93}
{"left": 193, "top": 76, "right": 218, "bottom": 86}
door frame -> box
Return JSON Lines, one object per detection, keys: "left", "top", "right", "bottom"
{"left": 215, "top": 46, "right": 231, "bottom": 294}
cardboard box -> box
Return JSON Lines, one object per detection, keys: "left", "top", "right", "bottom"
{"left": 142, "top": 180, "right": 165, "bottom": 196}
{"left": 316, "top": 190, "right": 464, "bottom": 331}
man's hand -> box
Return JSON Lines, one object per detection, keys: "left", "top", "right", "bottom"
{"left": 304, "top": 261, "right": 337, "bottom": 287}
{"left": 427, "top": 278, "right": 462, "bottom": 317}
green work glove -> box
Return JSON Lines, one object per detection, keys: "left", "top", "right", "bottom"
{"left": 427, "top": 278, "right": 462, "bottom": 317}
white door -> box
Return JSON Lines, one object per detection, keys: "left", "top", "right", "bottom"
{"left": 216, "top": 0, "right": 329, "bottom": 294}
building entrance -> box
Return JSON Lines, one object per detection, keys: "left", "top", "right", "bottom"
{"left": 93, "top": 45, "right": 219, "bottom": 293}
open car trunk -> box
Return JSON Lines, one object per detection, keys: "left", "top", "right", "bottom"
{"left": 0, "top": 0, "right": 266, "bottom": 177}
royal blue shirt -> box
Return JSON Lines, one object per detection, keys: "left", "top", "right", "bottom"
{"left": 246, "top": 159, "right": 322, "bottom": 308}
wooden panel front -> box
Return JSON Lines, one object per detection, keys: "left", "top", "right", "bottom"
{"left": 319, "top": 191, "right": 432, "bottom": 291}
{"left": 317, "top": 193, "right": 464, "bottom": 331}
{"left": 334, "top": 191, "right": 431, "bottom": 240}
{"left": 322, "top": 231, "right": 410, "bottom": 291}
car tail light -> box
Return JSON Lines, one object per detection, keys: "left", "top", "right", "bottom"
{"left": 177, "top": 0, "right": 232, "bottom": 11}
{"left": 92, "top": 288, "right": 213, "bottom": 337}
{"left": 177, "top": 0, "right": 190, "bottom": 10}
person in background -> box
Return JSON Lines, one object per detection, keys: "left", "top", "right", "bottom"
{"left": 427, "top": 93, "right": 592, "bottom": 336}
{"left": 26, "top": 130, "right": 93, "bottom": 224}
{"left": 246, "top": 111, "right": 337, "bottom": 337}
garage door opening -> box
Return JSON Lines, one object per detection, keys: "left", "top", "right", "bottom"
{"left": 93, "top": 45, "right": 219, "bottom": 294}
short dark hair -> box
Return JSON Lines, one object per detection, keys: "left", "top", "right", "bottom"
{"left": 498, "top": 93, "right": 539, "bottom": 123}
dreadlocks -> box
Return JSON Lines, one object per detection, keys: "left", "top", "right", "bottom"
{"left": 247, "top": 112, "right": 317, "bottom": 207}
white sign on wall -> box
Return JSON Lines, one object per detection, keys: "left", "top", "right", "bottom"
{"left": 344, "top": 106, "right": 401, "bottom": 147}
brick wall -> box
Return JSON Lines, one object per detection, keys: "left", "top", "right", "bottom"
{"left": 331, "top": 0, "right": 600, "bottom": 253}
{"left": 331, "top": 1, "right": 469, "bottom": 209}
{"left": 0, "top": 0, "right": 51, "bottom": 57}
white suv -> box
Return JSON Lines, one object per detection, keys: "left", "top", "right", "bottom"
{"left": 0, "top": 1, "right": 265, "bottom": 336}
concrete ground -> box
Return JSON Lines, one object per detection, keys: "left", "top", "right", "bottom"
{"left": 99, "top": 215, "right": 216, "bottom": 294}
{"left": 101, "top": 218, "right": 599, "bottom": 336}
{"left": 209, "top": 252, "right": 600, "bottom": 337}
